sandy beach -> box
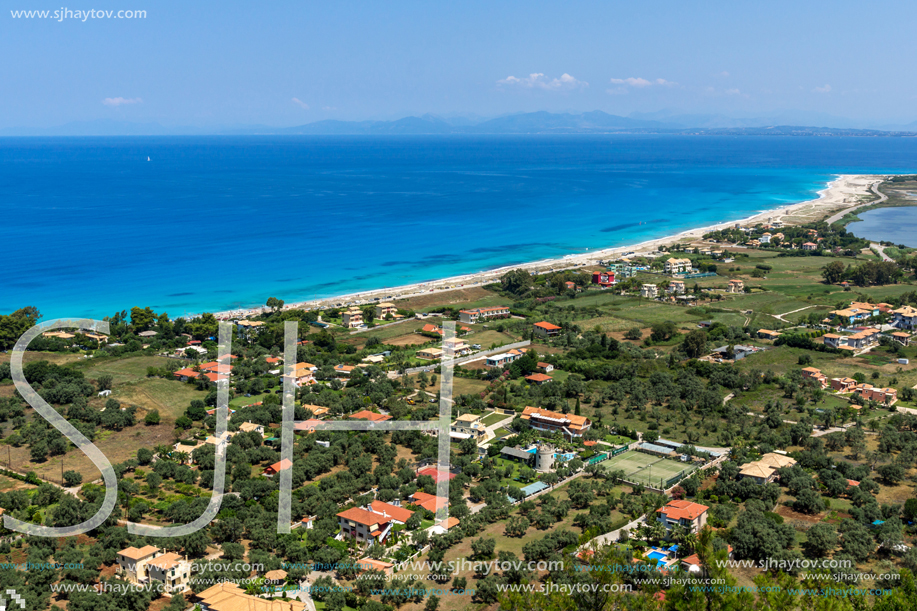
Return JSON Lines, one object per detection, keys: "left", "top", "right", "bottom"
{"left": 215, "top": 174, "right": 889, "bottom": 319}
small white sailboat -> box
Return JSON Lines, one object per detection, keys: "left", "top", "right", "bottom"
{"left": 147, "top": 156, "right": 151, "bottom": 161}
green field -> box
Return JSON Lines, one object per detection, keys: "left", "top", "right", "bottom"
{"left": 598, "top": 450, "right": 696, "bottom": 489}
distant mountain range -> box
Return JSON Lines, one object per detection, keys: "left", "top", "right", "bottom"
{"left": 3, "top": 111, "right": 917, "bottom": 137}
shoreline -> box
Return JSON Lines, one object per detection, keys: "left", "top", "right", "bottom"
{"left": 211, "top": 174, "right": 890, "bottom": 320}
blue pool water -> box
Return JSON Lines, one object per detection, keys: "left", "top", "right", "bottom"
{"left": 3, "top": 135, "right": 917, "bottom": 319}
{"left": 647, "top": 551, "right": 667, "bottom": 561}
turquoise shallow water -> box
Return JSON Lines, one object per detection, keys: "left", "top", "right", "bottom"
{"left": 2, "top": 135, "right": 917, "bottom": 320}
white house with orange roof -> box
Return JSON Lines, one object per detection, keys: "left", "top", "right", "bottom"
{"left": 533, "top": 321, "right": 562, "bottom": 338}
{"left": 147, "top": 551, "right": 191, "bottom": 594}
{"left": 117, "top": 545, "right": 162, "bottom": 583}
{"left": 458, "top": 306, "right": 511, "bottom": 324}
{"left": 520, "top": 406, "right": 591, "bottom": 439}
{"left": 656, "top": 500, "right": 709, "bottom": 534}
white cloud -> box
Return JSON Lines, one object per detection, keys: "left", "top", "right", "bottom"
{"left": 291, "top": 97, "right": 310, "bottom": 110}
{"left": 717, "top": 71, "right": 730, "bottom": 78}
{"left": 607, "top": 77, "right": 676, "bottom": 94}
{"left": 726, "top": 88, "right": 742, "bottom": 95}
{"left": 497, "top": 73, "right": 588, "bottom": 90}
{"left": 102, "top": 97, "right": 142, "bottom": 107}
{"left": 813, "top": 84, "right": 832, "bottom": 93}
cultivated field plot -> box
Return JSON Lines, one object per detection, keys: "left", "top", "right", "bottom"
{"left": 598, "top": 450, "right": 696, "bottom": 489}
{"left": 386, "top": 333, "right": 431, "bottom": 346}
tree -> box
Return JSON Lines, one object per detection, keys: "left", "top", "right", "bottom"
{"left": 841, "top": 523, "right": 874, "bottom": 561}
{"left": 877, "top": 463, "right": 904, "bottom": 485}
{"left": 471, "top": 537, "right": 496, "bottom": 560}
{"left": 424, "top": 595, "right": 440, "bottom": 611}
{"left": 130, "top": 306, "right": 157, "bottom": 331}
{"left": 146, "top": 472, "right": 162, "bottom": 490}
{"left": 30, "top": 439, "right": 48, "bottom": 462}
{"left": 62, "top": 470, "right": 83, "bottom": 487}
{"left": 650, "top": 321, "right": 677, "bottom": 342}
{"left": 822, "top": 260, "right": 846, "bottom": 285}
{"left": 96, "top": 374, "right": 113, "bottom": 391}
{"left": 624, "top": 327, "right": 643, "bottom": 341}
{"left": 266, "top": 297, "right": 285, "bottom": 313}
{"left": 137, "top": 447, "right": 153, "bottom": 465}
{"left": 144, "top": 409, "right": 161, "bottom": 425}
{"left": 683, "top": 329, "right": 708, "bottom": 359}
{"left": 804, "top": 522, "right": 837, "bottom": 556}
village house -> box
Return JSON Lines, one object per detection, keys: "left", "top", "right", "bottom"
{"left": 537, "top": 361, "right": 554, "bottom": 373}
{"left": 458, "top": 306, "right": 511, "bottom": 324}
{"left": 757, "top": 329, "right": 781, "bottom": 340}
{"left": 195, "top": 582, "right": 305, "bottom": 611}
{"left": 831, "top": 377, "right": 858, "bottom": 393}
{"left": 664, "top": 257, "right": 693, "bottom": 275}
{"left": 409, "top": 491, "right": 448, "bottom": 513}
{"left": 337, "top": 507, "right": 392, "bottom": 543}
{"left": 341, "top": 308, "right": 364, "bottom": 328}
{"left": 533, "top": 321, "right": 562, "bottom": 338}
{"left": 417, "top": 347, "right": 444, "bottom": 360}
{"left": 727, "top": 279, "right": 744, "bottom": 293}
{"left": 855, "top": 384, "right": 898, "bottom": 406}
{"left": 846, "top": 328, "right": 881, "bottom": 350}
{"left": 667, "top": 280, "right": 686, "bottom": 295}
{"left": 357, "top": 558, "right": 395, "bottom": 577}
{"left": 640, "top": 284, "right": 658, "bottom": 299}
{"left": 759, "top": 232, "right": 772, "bottom": 244}
{"left": 485, "top": 348, "right": 524, "bottom": 367}
{"left": 451, "top": 413, "right": 487, "bottom": 440}
{"left": 802, "top": 242, "right": 818, "bottom": 251}
{"left": 893, "top": 305, "right": 917, "bottom": 330}
{"left": 891, "top": 331, "right": 911, "bottom": 346}
{"left": 591, "top": 270, "right": 616, "bottom": 287}
{"left": 146, "top": 552, "right": 191, "bottom": 594}
{"left": 368, "top": 500, "right": 414, "bottom": 525}
{"left": 564, "top": 280, "right": 580, "bottom": 291}
{"left": 421, "top": 323, "right": 444, "bottom": 336}
{"left": 738, "top": 453, "right": 798, "bottom": 485}
{"left": 524, "top": 373, "right": 553, "bottom": 385}
{"left": 302, "top": 404, "right": 330, "bottom": 418}
{"left": 375, "top": 302, "right": 398, "bottom": 318}
{"left": 801, "top": 367, "right": 829, "bottom": 389}
{"left": 656, "top": 500, "right": 709, "bottom": 534}
{"left": 238, "top": 421, "right": 264, "bottom": 435}
{"left": 282, "top": 362, "right": 317, "bottom": 387}
{"left": 442, "top": 337, "right": 472, "bottom": 356}
{"left": 263, "top": 458, "right": 293, "bottom": 476}
{"left": 117, "top": 545, "right": 162, "bottom": 584}
{"left": 350, "top": 409, "right": 392, "bottom": 422}
{"left": 520, "top": 406, "right": 591, "bottom": 439}
{"left": 334, "top": 364, "right": 356, "bottom": 376}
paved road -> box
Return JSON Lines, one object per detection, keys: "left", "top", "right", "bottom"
{"left": 579, "top": 515, "right": 647, "bottom": 550}
{"left": 871, "top": 243, "right": 895, "bottom": 263}
{"left": 824, "top": 181, "right": 887, "bottom": 225}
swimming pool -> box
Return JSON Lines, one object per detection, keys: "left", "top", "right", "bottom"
{"left": 647, "top": 551, "right": 667, "bottom": 561}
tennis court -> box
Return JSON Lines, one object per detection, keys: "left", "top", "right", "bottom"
{"left": 597, "top": 450, "right": 697, "bottom": 489}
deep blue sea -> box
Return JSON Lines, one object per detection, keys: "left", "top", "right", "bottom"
{"left": 3, "top": 135, "right": 917, "bottom": 320}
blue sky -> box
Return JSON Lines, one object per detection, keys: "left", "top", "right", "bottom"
{"left": 4, "top": 0, "right": 917, "bottom": 128}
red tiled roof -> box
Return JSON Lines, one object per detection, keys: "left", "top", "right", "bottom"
{"left": 338, "top": 507, "right": 388, "bottom": 528}
{"left": 534, "top": 321, "right": 561, "bottom": 330}
{"left": 417, "top": 467, "right": 456, "bottom": 483}
{"left": 656, "top": 499, "right": 709, "bottom": 521}
{"left": 349, "top": 410, "right": 392, "bottom": 422}
{"left": 370, "top": 501, "right": 414, "bottom": 523}
{"left": 264, "top": 459, "right": 292, "bottom": 474}
{"left": 173, "top": 368, "right": 199, "bottom": 378}
{"left": 525, "top": 373, "right": 553, "bottom": 382}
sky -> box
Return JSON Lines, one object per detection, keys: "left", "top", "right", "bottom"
{"left": 3, "top": 0, "right": 917, "bottom": 130}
